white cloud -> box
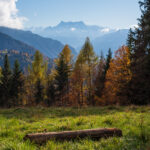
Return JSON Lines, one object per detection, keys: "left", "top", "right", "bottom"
{"left": 0, "top": 0, "right": 26, "bottom": 29}
{"left": 70, "top": 27, "right": 76, "bottom": 31}
{"left": 101, "top": 28, "right": 110, "bottom": 33}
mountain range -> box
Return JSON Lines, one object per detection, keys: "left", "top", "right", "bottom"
{"left": 28, "top": 21, "right": 129, "bottom": 55}
{"left": 0, "top": 26, "right": 77, "bottom": 58}
{"left": 0, "top": 21, "right": 129, "bottom": 69}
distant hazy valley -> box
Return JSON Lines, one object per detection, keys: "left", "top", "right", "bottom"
{"left": 28, "top": 21, "right": 129, "bottom": 54}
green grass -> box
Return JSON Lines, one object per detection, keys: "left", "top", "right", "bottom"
{"left": 0, "top": 106, "right": 150, "bottom": 150}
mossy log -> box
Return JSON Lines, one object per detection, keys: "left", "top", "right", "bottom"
{"left": 24, "top": 128, "right": 122, "bottom": 144}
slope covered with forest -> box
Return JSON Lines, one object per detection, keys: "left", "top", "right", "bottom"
{"left": 0, "top": 32, "right": 36, "bottom": 55}
{"left": 0, "top": 26, "right": 77, "bottom": 58}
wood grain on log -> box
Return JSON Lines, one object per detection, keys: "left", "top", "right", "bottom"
{"left": 24, "top": 128, "right": 122, "bottom": 144}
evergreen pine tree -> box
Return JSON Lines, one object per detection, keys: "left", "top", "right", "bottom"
{"left": 127, "top": 28, "right": 135, "bottom": 52}
{"left": 55, "top": 53, "right": 69, "bottom": 105}
{"left": 104, "top": 49, "right": 112, "bottom": 75}
{"left": 95, "top": 49, "right": 112, "bottom": 98}
{"left": 126, "top": 28, "right": 136, "bottom": 104}
{"left": 139, "top": 0, "right": 150, "bottom": 104}
{"left": 11, "top": 60, "right": 24, "bottom": 106}
{"left": 46, "top": 79, "right": 55, "bottom": 106}
{"left": 35, "top": 78, "right": 44, "bottom": 105}
{"left": 0, "top": 55, "right": 12, "bottom": 107}
{"left": 60, "top": 45, "right": 73, "bottom": 102}
{"left": 127, "top": 0, "right": 150, "bottom": 105}
{"left": 95, "top": 51, "right": 105, "bottom": 98}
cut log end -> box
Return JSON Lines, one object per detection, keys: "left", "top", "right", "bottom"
{"left": 24, "top": 128, "right": 122, "bottom": 144}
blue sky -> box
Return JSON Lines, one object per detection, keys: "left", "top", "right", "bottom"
{"left": 16, "top": 0, "right": 140, "bottom": 29}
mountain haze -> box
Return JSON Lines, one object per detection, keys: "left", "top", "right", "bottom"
{"left": 29, "top": 21, "right": 129, "bottom": 54}
{"left": 93, "top": 29, "right": 129, "bottom": 55}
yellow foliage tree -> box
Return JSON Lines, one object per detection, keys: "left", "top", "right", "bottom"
{"left": 71, "top": 53, "right": 86, "bottom": 106}
{"left": 71, "top": 38, "right": 98, "bottom": 106}
{"left": 61, "top": 45, "right": 73, "bottom": 65}
{"left": 28, "top": 51, "right": 47, "bottom": 83}
{"left": 26, "top": 51, "right": 48, "bottom": 105}
{"left": 102, "top": 46, "right": 131, "bottom": 105}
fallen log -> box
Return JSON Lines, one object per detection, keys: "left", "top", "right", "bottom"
{"left": 24, "top": 128, "right": 122, "bottom": 144}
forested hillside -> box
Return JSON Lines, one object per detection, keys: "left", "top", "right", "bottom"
{"left": 0, "top": 32, "right": 36, "bottom": 55}
{"left": 0, "top": 26, "right": 77, "bottom": 58}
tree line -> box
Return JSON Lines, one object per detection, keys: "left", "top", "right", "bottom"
{"left": 0, "top": 0, "right": 150, "bottom": 107}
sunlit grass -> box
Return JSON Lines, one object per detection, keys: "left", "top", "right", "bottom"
{"left": 0, "top": 106, "right": 150, "bottom": 150}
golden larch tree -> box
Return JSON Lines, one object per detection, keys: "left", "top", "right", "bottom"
{"left": 103, "top": 46, "right": 131, "bottom": 105}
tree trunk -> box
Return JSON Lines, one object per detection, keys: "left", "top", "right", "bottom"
{"left": 24, "top": 128, "right": 122, "bottom": 144}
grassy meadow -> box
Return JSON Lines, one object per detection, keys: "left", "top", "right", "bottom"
{"left": 0, "top": 106, "right": 150, "bottom": 150}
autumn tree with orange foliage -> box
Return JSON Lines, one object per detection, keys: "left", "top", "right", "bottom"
{"left": 102, "top": 46, "right": 131, "bottom": 105}
{"left": 71, "top": 52, "right": 86, "bottom": 106}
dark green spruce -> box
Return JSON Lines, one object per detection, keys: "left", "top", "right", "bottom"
{"left": 10, "top": 60, "right": 24, "bottom": 106}
{"left": 55, "top": 54, "right": 69, "bottom": 104}
{"left": 127, "top": 0, "right": 150, "bottom": 105}
{"left": 0, "top": 55, "right": 12, "bottom": 107}
{"left": 35, "top": 78, "right": 44, "bottom": 105}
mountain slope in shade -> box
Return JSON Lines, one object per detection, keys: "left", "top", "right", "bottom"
{"left": 0, "top": 32, "right": 36, "bottom": 55}
{"left": 93, "top": 29, "right": 129, "bottom": 55}
{"left": 0, "top": 32, "right": 53, "bottom": 70}
{"left": 0, "top": 26, "right": 77, "bottom": 58}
